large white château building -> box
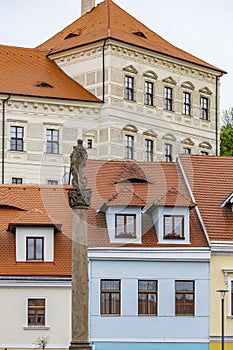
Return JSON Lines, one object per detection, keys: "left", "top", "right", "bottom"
{"left": 0, "top": 0, "right": 225, "bottom": 185}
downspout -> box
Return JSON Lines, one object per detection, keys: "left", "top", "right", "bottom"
{"left": 102, "top": 39, "right": 107, "bottom": 103}
{"left": 2, "top": 95, "right": 11, "bottom": 184}
{"left": 215, "top": 76, "right": 219, "bottom": 156}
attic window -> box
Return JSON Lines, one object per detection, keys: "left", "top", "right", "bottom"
{"left": 65, "top": 29, "right": 81, "bottom": 40}
{"left": 36, "top": 82, "right": 53, "bottom": 88}
{"left": 133, "top": 31, "right": 147, "bottom": 38}
{"left": 117, "top": 178, "right": 149, "bottom": 184}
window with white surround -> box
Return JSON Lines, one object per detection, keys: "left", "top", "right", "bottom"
{"left": 145, "top": 139, "right": 153, "bottom": 162}
{"left": 26, "top": 237, "right": 44, "bottom": 261}
{"left": 105, "top": 206, "right": 142, "bottom": 244}
{"left": 115, "top": 213, "right": 136, "bottom": 238}
{"left": 151, "top": 206, "right": 190, "bottom": 244}
{"left": 125, "top": 76, "right": 134, "bottom": 101}
{"left": 10, "top": 126, "right": 24, "bottom": 151}
{"left": 46, "top": 129, "right": 59, "bottom": 154}
{"left": 145, "top": 81, "right": 154, "bottom": 106}
{"left": 15, "top": 226, "right": 54, "bottom": 262}
{"left": 125, "top": 134, "right": 134, "bottom": 159}
{"left": 27, "top": 298, "right": 46, "bottom": 326}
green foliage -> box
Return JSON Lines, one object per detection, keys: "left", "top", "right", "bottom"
{"left": 220, "top": 108, "right": 233, "bottom": 156}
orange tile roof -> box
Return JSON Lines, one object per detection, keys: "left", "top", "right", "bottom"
{"left": 38, "top": 0, "right": 225, "bottom": 73}
{"left": 0, "top": 160, "right": 208, "bottom": 277}
{"left": 179, "top": 155, "right": 233, "bottom": 241}
{"left": 0, "top": 45, "right": 99, "bottom": 101}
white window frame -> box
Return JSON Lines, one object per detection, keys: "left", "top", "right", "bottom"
{"left": 24, "top": 296, "right": 49, "bottom": 329}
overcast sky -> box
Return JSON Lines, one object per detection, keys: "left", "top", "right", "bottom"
{"left": 0, "top": 0, "right": 232, "bottom": 114}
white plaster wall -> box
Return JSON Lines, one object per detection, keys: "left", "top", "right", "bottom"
{"left": 16, "top": 226, "right": 54, "bottom": 262}
{"left": 152, "top": 206, "right": 190, "bottom": 244}
{"left": 105, "top": 206, "right": 142, "bottom": 244}
{"left": 0, "top": 286, "right": 71, "bottom": 348}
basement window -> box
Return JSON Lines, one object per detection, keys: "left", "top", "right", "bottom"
{"left": 133, "top": 31, "right": 147, "bottom": 38}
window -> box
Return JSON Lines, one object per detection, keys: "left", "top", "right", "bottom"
{"left": 138, "top": 280, "right": 157, "bottom": 315}
{"left": 200, "top": 97, "right": 209, "bottom": 120}
{"left": 175, "top": 281, "right": 195, "bottom": 316}
{"left": 164, "top": 215, "right": 184, "bottom": 239}
{"left": 164, "top": 87, "right": 172, "bottom": 111}
{"left": 10, "top": 126, "right": 24, "bottom": 151}
{"left": 145, "top": 139, "right": 153, "bottom": 161}
{"left": 125, "top": 76, "right": 134, "bottom": 101}
{"left": 183, "top": 147, "right": 191, "bottom": 155}
{"left": 47, "top": 180, "right": 58, "bottom": 185}
{"left": 12, "top": 177, "right": 23, "bottom": 184}
{"left": 125, "top": 134, "right": 134, "bottom": 159}
{"left": 87, "top": 139, "right": 93, "bottom": 149}
{"left": 145, "top": 81, "right": 154, "bottom": 106}
{"left": 26, "top": 237, "right": 44, "bottom": 261}
{"left": 164, "top": 143, "right": 172, "bottom": 162}
{"left": 46, "top": 129, "right": 59, "bottom": 154}
{"left": 28, "top": 298, "right": 45, "bottom": 326}
{"left": 115, "top": 214, "right": 136, "bottom": 238}
{"left": 183, "top": 92, "right": 191, "bottom": 115}
{"left": 100, "top": 280, "right": 120, "bottom": 315}
{"left": 201, "top": 151, "right": 208, "bottom": 156}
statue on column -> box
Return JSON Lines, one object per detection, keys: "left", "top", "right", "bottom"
{"left": 68, "top": 139, "right": 91, "bottom": 208}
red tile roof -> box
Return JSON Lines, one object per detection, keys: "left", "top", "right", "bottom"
{"left": 0, "top": 45, "right": 99, "bottom": 101}
{"left": 0, "top": 160, "right": 209, "bottom": 277}
{"left": 179, "top": 155, "right": 233, "bottom": 241}
{"left": 38, "top": 0, "right": 225, "bottom": 73}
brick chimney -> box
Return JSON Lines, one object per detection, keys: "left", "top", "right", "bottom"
{"left": 81, "top": 0, "right": 95, "bottom": 15}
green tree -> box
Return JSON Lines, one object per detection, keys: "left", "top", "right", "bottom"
{"left": 220, "top": 108, "right": 233, "bottom": 156}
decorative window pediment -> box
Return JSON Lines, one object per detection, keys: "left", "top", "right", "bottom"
{"left": 162, "top": 76, "right": 177, "bottom": 85}
{"left": 123, "top": 65, "right": 138, "bottom": 74}
{"left": 123, "top": 124, "right": 138, "bottom": 133}
{"left": 199, "top": 87, "right": 212, "bottom": 95}
{"left": 162, "top": 133, "right": 176, "bottom": 142}
{"left": 181, "top": 81, "right": 195, "bottom": 91}
{"left": 182, "top": 138, "right": 195, "bottom": 146}
{"left": 143, "top": 70, "right": 158, "bottom": 80}
{"left": 143, "top": 130, "right": 157, "bottom": 138}
{"left": 199, "top": 141, "right": 212, "bottom": 150}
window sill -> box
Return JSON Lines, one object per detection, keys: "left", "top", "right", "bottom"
{"left": 26, "top": 260, "right": 44, "bottom": 262}
{"left": 23, "top": 326, "right": 50, "bottom": 330}
{"left": 116, "top": 234, "right": 136, "bottom": 239}
{"left": 138, "top": 314, "right": 157, "bottom": 317}
{"left": 164, "top": 236, "right": 185, "bottom": 240}
{"left": 100, "top": 314, "right": 120, "bottom": 317}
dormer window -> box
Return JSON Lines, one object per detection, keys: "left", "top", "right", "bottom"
{"left": 115, "top": 213, "right": 136, "bottom": 238}
{"left": 164, "top": 215, "right": 184, "bottom": 240}
{"left": 26, "top": 237, "right": 44, "bottom": 261}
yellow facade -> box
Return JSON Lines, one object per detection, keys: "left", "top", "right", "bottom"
{"left": 210, "top": 255, "right": 233, "bottom": 348}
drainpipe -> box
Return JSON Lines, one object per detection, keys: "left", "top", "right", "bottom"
{"left": 102, "top": 39, "right": 107, "bottom": 103}
{"left": 2, "top": 95, "right": 11, "bottom": 184}
{"left": 215, "top": 76, "right": 219, "bottom": 156}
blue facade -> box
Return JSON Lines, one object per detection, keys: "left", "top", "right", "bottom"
{"left": 89, "top": 256, "right": 210, "bottom": 350}
{"left": 92, "top": 342, "right": 209, "bottom": 350}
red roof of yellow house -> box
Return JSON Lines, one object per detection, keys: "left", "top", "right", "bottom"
{"left": 0, "top": 45, "right": 100, "bottom": 101}
{"left": 38, "top": 0, "right": 225, "bottom": 73}
{"left": 179, "top": 155, "right": 233, "bottom": 241}
{"left": 0, "top": 160, "right": 209, "bottom": 277}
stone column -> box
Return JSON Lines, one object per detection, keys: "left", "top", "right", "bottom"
{"left": 68, "top": 140, "right": 92, "bottom": 350}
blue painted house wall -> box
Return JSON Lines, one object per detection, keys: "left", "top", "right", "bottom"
{"left": 89, "top": 256, "right": 210, "bottom": 350}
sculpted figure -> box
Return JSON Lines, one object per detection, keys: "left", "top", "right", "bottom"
{"left": 70, "top": 139, "right": 88, "bottom": 191}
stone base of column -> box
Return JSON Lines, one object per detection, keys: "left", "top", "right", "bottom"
{"left": 69, "top": 341, "right": 92, "bottom": 350}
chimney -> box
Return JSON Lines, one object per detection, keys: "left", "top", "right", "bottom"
{"left": 81, "top": 0, "right": 95, "bottom": 16}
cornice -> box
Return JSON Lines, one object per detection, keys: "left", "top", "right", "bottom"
{"left": 88, "top": 247, "right": 210, "bottom": 261}
{"left": 1, "top": 98, "right": 100, "bottom": 115}
{"left": 52, "top": 40, "right": 219, "bottom": 84}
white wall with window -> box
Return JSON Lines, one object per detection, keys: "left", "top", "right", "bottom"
{"left": 105, "top": 206, "right": 142, "bottom": 244}
{"left": 151, "top": 206, "right": 190, "bottom": 244}
{"left": 15, "top": 226, "right": 54, "bottom": 262}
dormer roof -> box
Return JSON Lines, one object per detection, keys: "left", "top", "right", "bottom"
{"left": 38, "top": 0, "right": 225, "bottom": 73}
